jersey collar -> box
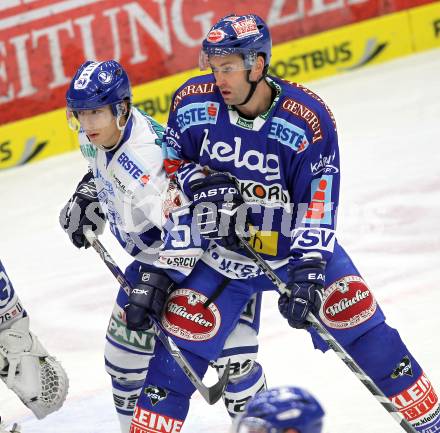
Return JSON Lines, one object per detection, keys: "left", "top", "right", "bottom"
{"left": 227, "top": 76, "right": 282, "bottom": 131}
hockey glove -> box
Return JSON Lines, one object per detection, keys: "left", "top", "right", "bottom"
{"left": 278, "top": 258, "right": 325, "bottom": 329}
{"left": 0, "top": 317, "right": 69, "bottom": 419}
{"left": 189, "top": 173, "right": 248, "bottom": 251}
{"left": 59, "top": 171, "right": 106, "bottom": 249}
{"left": 125, "top": 266, "right": 174, "bottom": 331}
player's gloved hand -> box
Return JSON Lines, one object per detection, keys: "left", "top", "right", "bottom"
{"left": 188, "top": 173, "right": 247, "bottom": 251}
{"left": 59, "top": 171, "right": 106, "bottom": 249}
{"left": 278, "top": 258, "right": 326, "bottom": 329}
{"left": 125, "top": 266, "right": 174, "bottom": 331}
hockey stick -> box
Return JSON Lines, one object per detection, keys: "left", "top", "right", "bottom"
{"left": 84, "top": 230, "right": 230, "bottom": 405}
{"left": 236, "top": 233, "right": 418, "bottom": 433}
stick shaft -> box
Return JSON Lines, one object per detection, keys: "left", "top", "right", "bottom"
{"left": 84, "top": 231, "right": 229, "bottom": 405}
{"left": 238, "top": 235, "right": 417, "bottom": 433}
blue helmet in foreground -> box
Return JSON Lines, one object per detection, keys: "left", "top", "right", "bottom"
{"left": 66, "top": 60, "right": 131, "bottom": 116}
{"left": 237, "top": 386, "right": 325, "bottom": 433}
{"left": 200, "top": 14, "right": 272, "bottom": 71}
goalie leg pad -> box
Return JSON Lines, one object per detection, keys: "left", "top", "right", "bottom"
{"left": 0, "top": 317, "right": 68, "bottom": 419}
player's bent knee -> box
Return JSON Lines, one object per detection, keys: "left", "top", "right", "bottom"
{"left": 104, "top": 308, "right": 155, "bottom": 382}
{"left": 106, "top": 305, "right": 156, "bottom": 358}
{"left": 345, "top": 322, "right": 418, "bottom": 381}
{"left": 131, "top": 349, "right": 203, "bottom": 431}
{"left": 212, "top": 321, "right": 259, "bottom": 381}
{"left": 145, "top": 343, "right": 210, "bottom": 399}
{"left": 104, "top": 341, "right": 152, "bottom": 383}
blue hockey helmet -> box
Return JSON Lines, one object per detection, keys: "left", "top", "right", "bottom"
{"left": 66, "top": 60, "right": 131, "bottom": 116}
{"left": 200, "top": 14, "right": 272, "bottom": 72}
{"left": 237, "top": 386, "right": 325, "bottom": 433}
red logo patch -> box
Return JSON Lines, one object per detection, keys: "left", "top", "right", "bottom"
{"left": 282, "top": 98, "right": 323, "bottom": 143}
{"left": 231, "top": 18, "right": 259, "bottom": 39}
{"left": 206, "top": 29, "right": 225, "bottom": 43}
{"left": 320, "top": 275, "right": 377, "bottom": 329}
{"left": 130, "top": 407, "right": 183, "bottom": 433}
{"left": 207, "top": 103, "right": 218, "bottom": 117}
{"left": 391, "top": 373, "right": 440, "bottom": 424}
{"left": 140, "top": 174, "right": 150, "bottom": 185}
{"left": 162, "top": 289, "right": 221, "bottom": 341}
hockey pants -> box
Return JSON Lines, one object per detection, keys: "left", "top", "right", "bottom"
{"left": 105, "top": 261, "right": 266, "bottom": 432}
{"left": 130, "top": 243, "right": 440, "bottom": 433}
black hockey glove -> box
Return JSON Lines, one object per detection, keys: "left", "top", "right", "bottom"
{"left": 278, "top": 258, "right": 326, "bottom": 329}
{"left": 124, "top": 266, "right": 174, "bottom": 331}
{"left": 188, "top": 173, "right": 248, "bottom": 251}
{"left": 59, "top": 171, "right": 106, "bottom": 249}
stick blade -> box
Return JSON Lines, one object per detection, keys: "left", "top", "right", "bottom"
{"left": 204, "top": 359, "right": 231, "bottom": 405}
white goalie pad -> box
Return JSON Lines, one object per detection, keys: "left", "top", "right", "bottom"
{"left": 0, "top": 317, "right": 69, "bottom": 419}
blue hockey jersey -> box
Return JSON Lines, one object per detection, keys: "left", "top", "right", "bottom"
{"left": 160, "top": 74, "right": 340, "bottom": 280}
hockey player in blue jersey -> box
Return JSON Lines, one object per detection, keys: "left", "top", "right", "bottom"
{"left": 235, "top": 386, "right": 324, "bottom": 433}
{"left": 0, "top": 260, "right": 68, "bottom": 430}
{"left": 60, "top": 59, "right": 267, "bottom": 432}
{"left": 127, "top": 13, "right": 440, "bottom": 433}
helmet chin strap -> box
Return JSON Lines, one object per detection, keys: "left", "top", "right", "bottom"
{"left": 236, "top": 70, "right": 266, "bottom": 107}
{"left": 94, "top": 109, "right": 131, "bottom": 152}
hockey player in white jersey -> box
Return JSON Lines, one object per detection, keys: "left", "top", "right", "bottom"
{"left": 0, "top": 260, "right": 68, "bottom": 430}
{"left": 60, "top": 59, "right": 175, "bottom": 432}
{"left": 59, "top": 60, "right": 267, "bottom": 432}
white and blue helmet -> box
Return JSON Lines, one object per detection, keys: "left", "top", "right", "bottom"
{"left": 66, "top": 60, "right": 131, "bottom": 116}
{"left": 237, "top": 386, "right": 325, "bottom": 433}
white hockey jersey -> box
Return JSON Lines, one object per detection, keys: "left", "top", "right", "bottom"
{"left": 79, "top": 107, "right": 182, "bottom": 264}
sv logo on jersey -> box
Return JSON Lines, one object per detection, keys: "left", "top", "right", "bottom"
{"left": 391, "top": 356, "right": 413, "bottom": 379}
{"left": 144, "top": 385, "right": 168, "bottom": 406}
{"left": 291, "top": 228, "right": 336, "bottom": 252}
{"left": 200, "top": 131, "right": 281, "bottom": 181}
